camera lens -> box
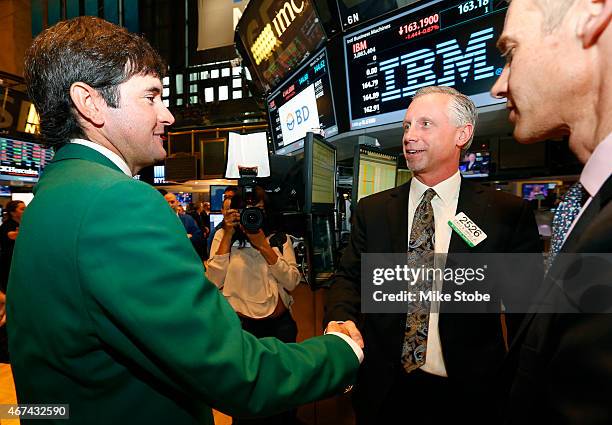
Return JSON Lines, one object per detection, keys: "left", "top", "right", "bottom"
{"left": 240, "top": 207, "right": 264, "bottom": 233}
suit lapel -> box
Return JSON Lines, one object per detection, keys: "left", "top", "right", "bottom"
{"left": 388, "top": 182, "right": 411, "bottom": 253}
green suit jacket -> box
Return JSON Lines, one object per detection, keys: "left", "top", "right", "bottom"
{"left": 7, "top": 143, "right": 358, "bottom": 424}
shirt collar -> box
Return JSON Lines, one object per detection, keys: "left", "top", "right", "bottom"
{"left": 580, "top": 132, "right": 612, "bottom": 197}
{"left": 70, "top": 138, "right": 132, "bottom": 177}
{"left": 410, "top": 170, "right": 461, "bottom": 206}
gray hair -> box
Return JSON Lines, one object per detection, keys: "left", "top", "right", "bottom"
{"left": 413, "top": 86, "right": 477, "bottom": 151}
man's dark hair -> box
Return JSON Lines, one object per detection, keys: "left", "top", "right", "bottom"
{"left": 157, "top": 189, "right": 168, "bottom": 196}
{"left": 24, "top": 16, "right": 166, "bottom": 147}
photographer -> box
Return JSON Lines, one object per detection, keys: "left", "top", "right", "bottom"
{"left": 206, "top": 187, "right": 301, "bottom": 424}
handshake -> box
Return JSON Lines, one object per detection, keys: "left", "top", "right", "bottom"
{"left": 325, "top": 320, "right": 364, "bottom": 349}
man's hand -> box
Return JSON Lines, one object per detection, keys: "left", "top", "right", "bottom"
{"left": 326, "top": 320, "right": 364, "bottom": 348}
{"left": 0, "top": 291, "right": 6, "bottom": 327}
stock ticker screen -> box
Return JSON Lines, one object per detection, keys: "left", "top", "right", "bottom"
{"left": 344, "top": 0, "right": 508, "bottom": 130}
{"left": 267, "top": 49, "right": 338, "bottom": 155}
{"left": 0, "top": 137, "right": 54, "bottom": 182}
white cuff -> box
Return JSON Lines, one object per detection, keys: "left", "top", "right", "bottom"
{"left": 326, "top": 332, "right": 364, "bottom": 364}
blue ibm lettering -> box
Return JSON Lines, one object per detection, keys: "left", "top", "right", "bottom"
{"left": 380, "top": 27, "right": 496, "bottom": 102}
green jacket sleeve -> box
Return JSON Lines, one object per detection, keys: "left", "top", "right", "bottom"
{"left": 76, "top": 180, "right": 358, "bottom": 417}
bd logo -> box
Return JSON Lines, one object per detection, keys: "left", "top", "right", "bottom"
{"left": 285, "top": 106, "right": 310, "bottom": 131}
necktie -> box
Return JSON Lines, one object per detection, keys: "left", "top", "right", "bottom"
{"left": 401, "top": 188, "right": 436, "bottom": 373}
{"left": 547, "top": 182, "right": 586, "bottom": 269}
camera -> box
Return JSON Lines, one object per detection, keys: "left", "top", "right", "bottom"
{"left": 235, "top": 166, "right": 265, "bottom": 233}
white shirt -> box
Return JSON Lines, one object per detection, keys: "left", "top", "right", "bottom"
{"left": 206, "top": 229, "right": 301, "bottom": 318}
{"left": 407, "top": 170, "right": 462, "bottom": 377}
{"left": 70, "top": 138, "right": 132, "bottom": 176}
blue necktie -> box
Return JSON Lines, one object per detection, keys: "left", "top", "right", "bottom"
{"left": 547, "top": 182, "right": 586, "bottom": 269}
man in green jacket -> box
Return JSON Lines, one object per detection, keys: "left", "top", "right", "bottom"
{"left": 7, "top": 16, "right": 363, "bottom": 424}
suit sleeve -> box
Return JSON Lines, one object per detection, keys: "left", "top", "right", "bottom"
{"left": 323, "top": 199, "right": 368, "bottom": 327}
{"left": 76, "top": 180, "right": 359, "bottom": 417}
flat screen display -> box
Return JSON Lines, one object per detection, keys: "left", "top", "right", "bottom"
{"left": 337, "top": 0, "right": 421, "bottom": 31}
{"left": 268, "top": 49, "right": 338, "bottom": 155}
{"left": 311, "top": 138, "right": 336, "bottom": 205}
{"left": 353, "top": 146, "right": 397, "bottom": 204}
{"left": 304, "top": 133, "right": 336, "bottom": 213}
{"left": 0, "top": 137, "right": 54, "bottom": 182}
{"left": 210, "top": 185, "right": 227, "bottom": 212}
{"left": 343, "top": 0, "right": 507, "bottom": 130}
{"left": 522, "top": 182, "right": 557, "bottom": 201}
{"left": 459, "top": 150, "right": 490, "bottom": 178}
{"left": 236, "top": 0, "right": 326, "bottom": 91}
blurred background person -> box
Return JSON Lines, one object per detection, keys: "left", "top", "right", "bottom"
{"left": 160, "top": 189, "right": 205, "bottom": 259}
{"left": 206, "top": 187, "right": 301, "bottom": 425}
{"left": 0, "top": 200, "right": 26, "bottom": 363}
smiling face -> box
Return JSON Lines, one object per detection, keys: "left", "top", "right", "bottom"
{"left": 102, "top": 73, "right": 174, "bottom": 174}
{"left": 402, "top": 92, "right": 470, "bottom": 185}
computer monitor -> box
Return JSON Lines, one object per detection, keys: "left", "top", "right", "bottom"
{"left": 303, "top": 132, "right": 336, "bottom": 213}
{"left": 352, "top": 145, "right": 397, "bottom": 206}
{"left": 209, "top": 185, "right": 228, "bottom": 212}
{"left": 306, "top": 213, "right": 336, "bottom": 286}
{"left": 459, "top": 150, "right": 490, "bottom": 178}
{"left": 225, "top": 132, "right": 270, "bottom": 179}
{"left": 521, "top": 181, "right": 560, "bottom": 201}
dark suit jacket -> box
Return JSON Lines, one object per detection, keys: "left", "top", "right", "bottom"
{"left": 324, "top": 178, "right": 541, "bottom": 424}
{"left": 503, "top": 175, "right": 612, "bottom": 425}
{"left": 7, "top": 144, "right": 359, "bottom": 425}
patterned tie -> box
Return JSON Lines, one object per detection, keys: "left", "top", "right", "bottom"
{"left": 547, "top": 182, "right": 586, "bottom": 269}
{"left": 401, "top": 188, "right": 436, "bottom": 373}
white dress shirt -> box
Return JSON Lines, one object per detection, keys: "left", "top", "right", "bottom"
{"left": 407, "top": 170, "right": 462, "bottom": 377}
{"left": 70, "top": 138, "right": 132, "bottom": 176}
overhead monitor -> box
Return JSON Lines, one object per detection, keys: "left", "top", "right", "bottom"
{"left": 235, "top": 0, "right": 327, "bottom": 91}
{"left": 459, "top": 150, "right": 490, "bottom": 178}
{"left": 0, "top": 185, "right": 10, "bottom": 197}
{"left": 343, "top": 0, "right": 507, "bottom": 130}
{"left": 337, "top": 0, "right": 421, "bottom": 31}
{"left": 225, "top": 132, "right": 270, "bottom": 179}
{"left": 267, "top": 48, "right": 338, "bottom": 155}
{"left": 352, "top": 145, "right": 397, "bottom": 205}
{"left": 0, "top": 137, "right": 54, "bottom": 183}
{"left": 304, "top": 132, "right": 336, "bottom": 213}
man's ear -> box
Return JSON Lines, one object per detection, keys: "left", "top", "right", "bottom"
{"left": 69, "top": 82, "right": 106, "bottom": 127}
{"left": 456, "top": 123, "right": 474, "bottom": 149}
{"left": 578, "top": 0, "right": 612, "bottom": 48}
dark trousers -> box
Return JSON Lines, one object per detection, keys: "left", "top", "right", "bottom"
{"left": 233, "top": 310, "right": 299, "bottom": 425}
